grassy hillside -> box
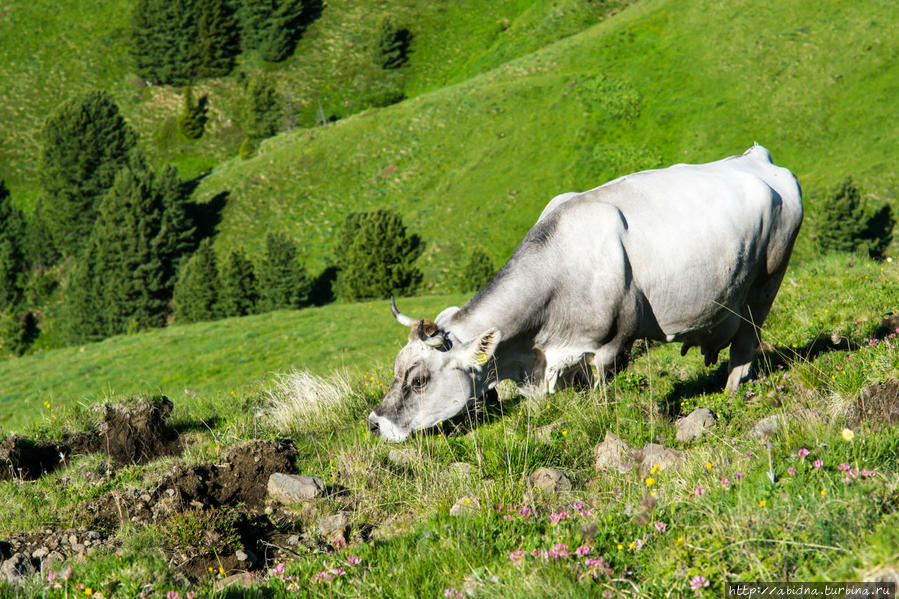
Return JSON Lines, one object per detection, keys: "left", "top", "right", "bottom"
{"left": 193, "top": 0, "right": 898, "bottom": 286}
{"left": 1, "top": 253, "right": 897, "bottom": 597}
{"left": 0, "top": 0, "right": 618, "bottom": 208}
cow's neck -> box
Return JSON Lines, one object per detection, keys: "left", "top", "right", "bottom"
{"left": 447, "top": 253, "right": 553, "bottom": 385}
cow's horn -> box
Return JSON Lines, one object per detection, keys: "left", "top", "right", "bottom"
{"left": 418, "top": 320, "right": 445, "bottom": 348}
{"left": 390, "top": 296, "right": 417, "bottom": 327}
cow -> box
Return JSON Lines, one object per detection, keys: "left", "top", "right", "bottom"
{"left": 368, "top": 144, "right": 803, "bottom": 442}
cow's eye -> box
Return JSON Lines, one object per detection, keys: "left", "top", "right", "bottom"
{"left": 411, "top": 376, "right": 427, "bottom": 392}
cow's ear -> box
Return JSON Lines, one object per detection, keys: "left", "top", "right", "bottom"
{"left": 458, "top": 328, "right": 502, "bottom": 370}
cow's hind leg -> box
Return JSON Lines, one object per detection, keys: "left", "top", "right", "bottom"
{"left": 726, "top": 272, "right": 787, "bottom": 391}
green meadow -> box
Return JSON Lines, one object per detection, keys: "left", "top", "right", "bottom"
{"left": 0, "top": 0, "right": 898, "bottom": 596}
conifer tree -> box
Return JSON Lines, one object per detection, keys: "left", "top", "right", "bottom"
{"left": 257, "top": 232, "right": 310, "bottom": 311}
{"left": 0, "top": 308, "right": 38, "bottom": 357}
{"left": 371, "top": 16, "right": 412, "bottom": 69}
{"left": 155, "top": 165, "right": 197, "bottom": 291}
{"left": 816, "top": 177, "right": 895, "bottom": 258}
{"left": 220, "top": 249, "right": 259, "bottom": 316}
{"left": 244, "top": 74, "right": 283, "bottom": 140}
{"left": 177, "top": 82, "right": 208, "bottom": 139}
{"left": 174, "top": 239, "right": 222, "bottom": 323}
{"left": 39, "top": 91, "right": 137, "bottom": 255}
{"left": 335, "top": 207, "right": 422, "bottom": 301}
{"left": 90, "top": 168, "right": 168, "bottom": 335}
{"left": 238, "top": 0, "right": 305, "bottom": 62}
{"left": 63, "top": 244, "right": 104, "bottom": 343}
{"left": 131, "top": 0, "right": 238, "bottom": 85}
{"left": 193, "top": 0, "right": 241, "bottom": 78}
{"left": 456, "top": 247, "right": 494, "bottom": 293}
{"left": 0, "top": 182, "right": 26, "bottom": 307}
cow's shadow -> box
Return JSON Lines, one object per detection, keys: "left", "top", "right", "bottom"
{"left": 659, "top": 332, "right": 858, "bottom": 418}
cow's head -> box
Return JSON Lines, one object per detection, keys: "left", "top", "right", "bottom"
{"left": 367, "top": 298, "right": 501, "bottom": 442}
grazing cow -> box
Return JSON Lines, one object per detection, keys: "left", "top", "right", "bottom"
{"left": 368, "top": 144, "right": 803, "bottom": 441}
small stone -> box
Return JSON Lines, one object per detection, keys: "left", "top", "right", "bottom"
{"left": 636, "top": 443, "right": 683, "bottom": 476}
{"left": 32, "top": 547, "right": 49, "bottom": 560}
{"left": 593, "top": 431, "right": 634, "bottom": 473}
{"left": 675, "top": 408, "right": 717, "bottom": 443}
{"left": 318, "top": 512, "right": 349, "bottom": 542}
{"left": 217, "top": 572, "right": 255, "bottom": 590}
{"left": 45, "top": 551, "right": 65, "bottom": 567}
{"left": 267, "top": 473, "right": 325, "bottom": 503}
{"left": 529, "top": 467, "right": 571, "bottom": 493}
{"left": 72, "top": 543, "right": 85, "bottom": 554}
{"left": 449, "top": 496, "right": 481, "bottom": 517}
{"left": 387, "top": 448, "right": 420, "bottom": 466}
{"left": 235, "top": 550, "right": 248, "bottom": 562}
{"left": 287, "top": 535, "right": 300, "bottom": 546}
{"left": 1, "top": 553, "right": 35, "bottom": 585}
{"left": 68, "top": 535, "right": 78, "bottom": 546}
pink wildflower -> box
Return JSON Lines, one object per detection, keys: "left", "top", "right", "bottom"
{"left": 860, "top": 469, "right": 875, "bottom": 478}
{"left": 271, "top": 563, "right": 286, "bottom": 576}
{"left": 572, "top": 501, "right": 585, "bottom": 510}
{"left": 47, "top": 570, "right": 57, "bottom": 583}
{"left": 838, "top": 463, "right": 850, "bottom": 472}
{"left": 187, "top": 593, "right": 195, "bottom": 599}
{"left": 576, "top": 545, "right": 591, "bottom": 557}
{"left": 787, "top": 467, "right": 796, "bottom": 475}
{"left": 517, "top": 505, "right": 532, "bottom": 517}
{"left": 841, "top": 476, "right": 852, "bottom": 484}
{"left": 720, "top": 477, "right": 731, "bottom": 489}
{"left": 549, "top": 544, "right": 570, "bottom": 559}
{"left": 734, "top": 471, "right": 744, "bottom": 481}
{"left": 331, "top": 537, "right": 346, "bottom": 548}
{"left": 690, "top": 575, "right": 710, "bottom": 594}
{"left": 813, "top": 459, "right": 823, "bottom": 469}
{"left": 797, "top": 448, "right": 809, "bottom": 458}
{"left": 166, "top": 592, "right": 181, "bottom": 599}
{"left": 531, "top": 548, "right": 548, "bottom": 559}
{"left": 549, "top": 511, "right": 570, "bottom": 525}
{"left": 502, "top": 514, "right": 514, "bottom": 521}
{"left": 346, "top": 555, "right": 362, "bottom": 565}
{"left": 443, "top": 588, "right": 465, "bottom": 599}
{"left": 655, "top": 521, "right": 667, "bottom": 533}
{"left": 694, "top": 486, "right": 706, "bottom": 496}
{"left": 509, "top": 550, "right": 525, "bottom": 566}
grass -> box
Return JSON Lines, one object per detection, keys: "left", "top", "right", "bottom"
{"left": 1, "top": 281, "right": 896, "bottom": 596}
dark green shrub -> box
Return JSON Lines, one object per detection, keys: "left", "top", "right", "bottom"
{"left": 456, "top": 247, "right": 494, "bottom": 293}
{"left": 39, "top": 91, "right": 138, "bottom": 256}
{"left": 335, "top": 207, "right": 422, "bottom": 301}
{"left": 161, "top": 508, "right": 242, "bottom": 557}
{"left": 0, "top": 182, "right": 26, "bottom": 307}
{"left": 239, "top": 136, "right": 257, "bottom": 159}
{"left": 257, "top": 232, "right": 310, "bottom": 311}
{"left": 177, "top": 82, "right": 208, "bottom": 140}
{"left": 816, "top": 177, "right": 895, "bottom": 259}
{"left": 0, "top": 308, "right": 38, "bottom": 357}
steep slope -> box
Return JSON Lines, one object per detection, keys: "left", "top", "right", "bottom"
{"left": 193, "top": 0, "right": 898, "bottom": 287}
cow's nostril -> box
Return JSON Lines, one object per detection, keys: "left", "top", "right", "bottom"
{"left": 368, "top": 418, "right": 380, "bottom": 435}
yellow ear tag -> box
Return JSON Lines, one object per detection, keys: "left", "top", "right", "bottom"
{"left": 475, "top": 352, "right": 488, "bottom": 365}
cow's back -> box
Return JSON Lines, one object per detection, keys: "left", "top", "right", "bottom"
{"left": 558, "top": 145, "right": 802, "bottom": 338}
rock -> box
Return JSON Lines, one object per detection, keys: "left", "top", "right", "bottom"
{"left": 675, "top": 408, "right": 717, "bottom": 442}
{"left": 636, "top": 444, "right": 682, "bottom": 476}
{"left": 446, "top": 462, "right": 473, "bottom": 478}
{"left": 32, "top": 547, "right": 49, "bottom": 560}
{"left": 318, "top": 512, "right": 350, "bottom": 542}
{"left": 45, "top": 551, "right": 65, "bottom": 567}
{"left": 1, "top": 552, "right": 35, "bottom": 585}
{"left": 235, "top": 549, "right": 248, "bottom": 562}
{"left": 593, "top": 431, "right": 634, "bottom": 473}
{"left": 287, "top": 535, "right": 300, "bottom": 546}
{"left": 387, "top": 448, "right": 420, "bottom": 466}
{"left": 72, "top": 543, "right": 86, "bottom": 554}
{"left": 752, "top": 408, "right": 824, "bottom": 440}
{"left": 267, "top": 473, "right": 324, "bottom": 503}
{"left": 529, "top": 467, "right": 572, "bottom": 494}
{"left": 217, "top": 572, "right": 255, "bottom": 590}
{"left": 535, "top": 419, "right": 569, "bottom": 443}
{"left": 449, "top": 496, "right": 481, "bottom": 517}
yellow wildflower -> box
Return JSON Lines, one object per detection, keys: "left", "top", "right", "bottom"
{"left": 758, "top": 499, "right": 767, "bottom": 508}
{"left": 841, "top": 428, "right": 854, "bottom": 442}
{"left": 645, "top": 477, "right": 656, "bottom": 487}
{"left": 649, "top": 464, "right": 659, "bottom": 475}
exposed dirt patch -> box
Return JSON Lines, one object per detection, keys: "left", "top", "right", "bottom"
{"left": 0, "top": 397, "right": 180, "bottom": 481}
{"left": 848, "top": 377, "right": 899, "bottom": 428}
{"left": 0, "top": 436, "right": 62, "bottom": 480}
{"left": 160, "top": 439, "right": 298, "bottom": 511}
